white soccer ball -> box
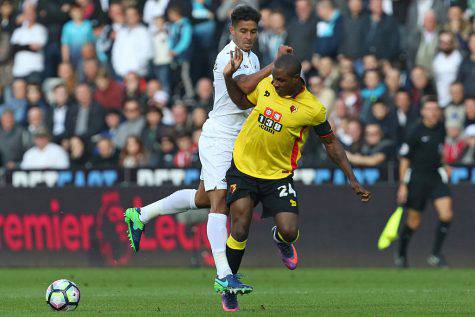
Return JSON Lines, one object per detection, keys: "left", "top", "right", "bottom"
{"left": 45, "top": 279, "right": 80, "bottom": 311}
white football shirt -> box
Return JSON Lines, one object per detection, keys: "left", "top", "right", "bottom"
{"left": 201, "top": 41, "right": 260, "bottom": 139}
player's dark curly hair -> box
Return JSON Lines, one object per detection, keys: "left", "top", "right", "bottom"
{"left": 231, "top": 5, "right": 261, "bottom": 27}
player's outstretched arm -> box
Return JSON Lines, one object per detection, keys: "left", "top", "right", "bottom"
{"left": 317, "top": 123, "right": 371, "bottom": 202}
{"left": 223, "top": 47, "right": 255, "bottom": 110}
{"left": 234, "top": 45, "right": 293, "bottom": 94}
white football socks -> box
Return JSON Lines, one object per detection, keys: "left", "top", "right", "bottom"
{"left": 207, "top": 213, "right": 232, "bottom": 278}
{"left": 139, "top": 189, "right": 198, "bottom": 224}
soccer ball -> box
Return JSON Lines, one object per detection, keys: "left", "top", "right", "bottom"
{"left": 45, "top": 279, "right": 80, "bottom": 311}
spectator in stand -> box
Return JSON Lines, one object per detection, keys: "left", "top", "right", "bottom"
{"left": 102, "top": 109, "right": 121, "bottom": 140}
{"left": 445, "top": 82, "right": 466, "bottom": 128}
{"left": 457, "top": 33, "right": 475, "bottom": 98}
{"left": 433, "top": 31, "right": 463, "bottom": 107}
{"left": 171, "top": 102, "right": 192, "bottom": 134}
{"left": 168, "top": 4, "right": 194, "bottom": 99}
{"left": 79, "top": 57, "right": 100, "bottom": 86}
{"left": 360, "top": 69, "right": 386, "bottom": 123}
{"left": 112, "top": 6, "right": 152, "bottom": 78}
{"left": 95, "top": 2, "right": 124, "bottom": 68}
{"left": 46, "top": 83, "right": 70, "bottom": 143}
{"left": 141, "top": 106, "right": 169, "bottom": 161}
{"left": 151, "top": 16, "right": 172, "bottom": 94}
{"left": 465, "top": 98, "right": 475, "bottom": 127}
{"left": 338, "top": 72, "right": 362, "bottom": 118}
{"left": 314, "top": 0, "right": 343, "bottom": 58}
{"left": 68, "top": 135, "right": 90, "bottom": 168}
{"left": 10, "top": 4, "right": 47, "bottom": 78}
{"left": 407, "top": 10, "right": 439, "bottom": 73}
{"left": 409, "top": 66, "right": 436, "bottom": 111}
{"left": 173, "top": 132, "right": 198, "bottom": 168}
{"left": 339, "top": 0, "right": 368, "bottom": 60}
{"left": 119, "top": 135, "right": 150, "bottom": 168}
{"left": 0, "top": 0, "right": 15, "bottom": 91}
{"left": 25, "top": 83, "right": 48, "bottom": 113}
{"left": 362, "top": 53, "right": 379, "bottom": 71}
{"left": 394, "top": 89, "right": 416, "bottom": 145}
{"left": 308, "top": 75, "right": 335, "bottom": 115}
{"left": 459, "top": 125, "right": 475, "bottom": 165}
{"left": 20, "top": 127, "right": 69, "bottom": 169}
{"left": 406, "top": 0, "right": 447, "bottom": 33}
{"left": 0, "top": 109, "right": 27, "bottom": 169}
{"left": 123, "top": 72, "right": 147, "bottom": 110}
{"left": 286, "top": 0, "right": 316, "bottom": 66}
{"left": 57, "top": 62, "right": 76, "bottom": 94}
{"left": 316, "top": 56, "right": 339, "bottom": 90}
{"left": 25, "top": 106, "right": 47, "bottom": 146}
{"left": 193, "top": 77, "right": 213, "bottom": 110}
{"left": 368, "top": 99, "right": 398, "bottom": 141}
{"left": 190, "top": 106, "right": 207, "bottom": 130}
{"left": 444, "top": 120, "right": 465, "bottom": 164}
{"left": 345, "top": 118, "right": 363, "bottom": 154}
{"left": 443, "top": 5, "right": 471, "bottom": 49}
{"left": 347, "top": 123, "right": 394, "bottom": 167}
{"left": 144, "top": 79, "right": 166, "bottom": 109}
{"left": 329, "top": 98, "right": 349, "bottom": 137}
{"left": 143, "top": 0, "right": 170, "bottom": 26}
{"left": 36, "top": 0, "right": 71, "bottom": 78}
{"left": 94, "top": 69, "right": 124, "bottom": 110}
{"left": 159, "top": 135, "right": 176, "bottom": 168}
{"left": 61, "top": 3, "right": 95, "bottom": 68}
{"left": 259, "top": 10, "right": 287, "bottom": 66}
{"left": 90, "top": 136, "right": 119, "bottom": 167}
{"left": 114, "top": 99, "right": 145, "bottom": 148}
{"left": 384, "top": 67, "right": 402, "bottom": 105}
{"left": 65, "top": 83, "right": 104, "bottom": 140}
{"left": 363, "top": 0, "right": 399, "bottom": 61}
{"left": 0, "top": 79, "right": 27, "bottom": 124}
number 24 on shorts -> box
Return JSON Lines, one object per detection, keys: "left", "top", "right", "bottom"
{"left": 277, "top": 183, "right": 296, "bottom": 197}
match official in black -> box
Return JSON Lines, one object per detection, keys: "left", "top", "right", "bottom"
{"left": 395, "top": 96, "right": 454, "bottom": 268}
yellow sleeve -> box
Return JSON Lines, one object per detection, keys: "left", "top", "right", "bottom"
{"left": 246, "top": 82, "right": 260, "bottom": 105}
{"left": 311, "top": 103, "right": 328, "bottom": 126}
{"left": 245, "top": 76, "right": 271, "bottom": 105}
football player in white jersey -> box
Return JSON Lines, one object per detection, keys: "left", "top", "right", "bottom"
{"left": 124, "top": 5, "right": 292, "bottom": 311}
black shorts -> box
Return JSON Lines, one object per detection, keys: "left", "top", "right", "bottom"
{"left": 226, "top": 162, "right": 299, "bottom": 218}
{"left": 405, "top": 172, "right": 451, "bottom": 212}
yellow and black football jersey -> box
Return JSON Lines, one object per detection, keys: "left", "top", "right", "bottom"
{"left": 233, "top": 76, "right": 329, "bottom": 179}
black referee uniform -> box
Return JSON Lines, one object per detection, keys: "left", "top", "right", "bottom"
{"left": 396, "top": 120, "right": 453, "bottom": 268}
{"left": 401, "top": 121, "right": 450, "bottom": 211}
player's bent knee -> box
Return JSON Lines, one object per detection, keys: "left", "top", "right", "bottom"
{"left": 231, "top": 221, "right": 249, "bottom": 242}
{"left": 277, "top": 226, "right": 299, "bottom": 243}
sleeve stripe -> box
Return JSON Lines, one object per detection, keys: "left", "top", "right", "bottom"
{"left": 319, "top": 131, "right": 334, "bottom": 139}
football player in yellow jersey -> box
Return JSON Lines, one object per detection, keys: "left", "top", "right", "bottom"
{"left": 222, "top": 49, "right": 371, "bottom": 279}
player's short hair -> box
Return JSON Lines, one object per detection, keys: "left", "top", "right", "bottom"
{"left": 231, "top": 5, "right": 261, "bottom": 27}
{"left": 274, "top": 54, "right": 302, "bottom": 78}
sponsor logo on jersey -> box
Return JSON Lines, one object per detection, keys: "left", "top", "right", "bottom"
{"left": 264, "top": 90, "right": 270, "bottom": 97}
{"left": 258, "top": 107, "right": 283, "bottom": 134}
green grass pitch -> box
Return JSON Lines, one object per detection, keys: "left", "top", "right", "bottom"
{"left": 1, "top": 268, "right": 474, "bottom": 316}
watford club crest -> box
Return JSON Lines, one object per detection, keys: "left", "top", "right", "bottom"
{"left": 290, "top": 105, "right": 298, "bottom": 113}
{"left": 230, "top": 184, "right": 237, "bottom": 194}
